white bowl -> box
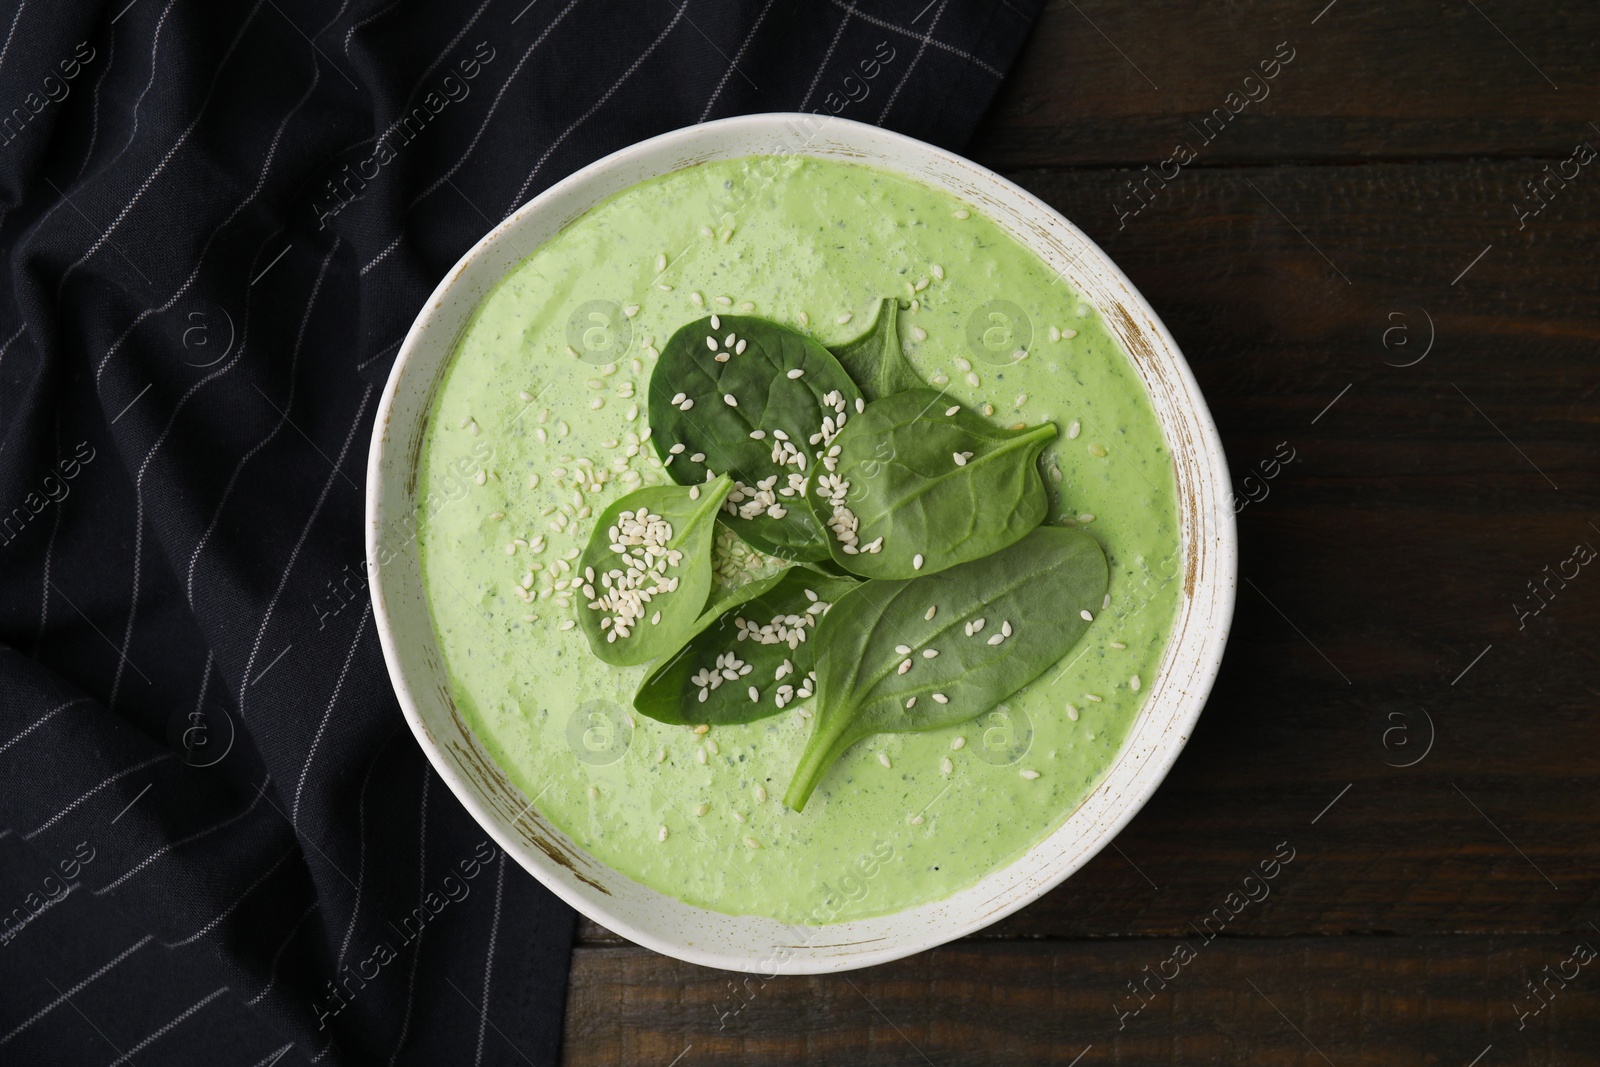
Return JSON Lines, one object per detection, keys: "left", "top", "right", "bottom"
{"left": 365, "top": 113, "right": 1236, "bottom": 974}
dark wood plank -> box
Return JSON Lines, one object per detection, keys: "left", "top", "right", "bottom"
{"left": 969, "top": 1, "right": 1600, "bottom": 167}
{"left": 564, "top": 938, "right": 1600, "bottom": 1065}
{"left": 572, "top": 160, "right": 1600, "bottom": 947}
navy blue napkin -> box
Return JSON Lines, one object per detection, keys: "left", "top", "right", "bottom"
{"left": 0, "top": 1, "right": 1042, "bottom": 1063}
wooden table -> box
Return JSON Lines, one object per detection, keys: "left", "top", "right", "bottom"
{"left": 563, "top": 3, "right": 1600, "bottom": 1062}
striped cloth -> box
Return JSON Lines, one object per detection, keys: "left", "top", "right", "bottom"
{"left": 0, "top": 1, "right": 1043, "bottom": 1063}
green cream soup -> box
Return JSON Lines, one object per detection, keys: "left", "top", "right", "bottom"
{"left": 417, "top": 156, "right": 1181, "bottom": 924}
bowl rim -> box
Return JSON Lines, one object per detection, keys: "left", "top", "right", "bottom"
{"left": 366, "top": 111, "right": 1236, "bottom": 973}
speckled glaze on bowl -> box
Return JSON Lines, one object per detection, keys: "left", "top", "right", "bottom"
{"left": 365, "top": 113, "right": 1235, "bottom": 974}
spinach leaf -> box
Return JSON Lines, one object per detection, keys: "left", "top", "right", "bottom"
{"left": 649, "top": 315, "right": 862, "bottom": 563}
{"left": 806, "top": 388, "right": 1058, "bottom": 579}
{"left": 633, "top": 567, "right": 859, "bottom": 726}
{"left": 783, "top": 527, "right": 1108, "bottom": 811}
{"left": 575, "top": 476, "right": 733, "bottom": 667}
{"left": 828, "top": 298, "right": 923, "bottom": 400}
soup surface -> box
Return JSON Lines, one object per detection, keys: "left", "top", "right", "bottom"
{"left": 417, "top": 155, "right": 1182, "bottom": 924}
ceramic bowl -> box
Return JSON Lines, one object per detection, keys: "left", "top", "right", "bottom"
{"left": 365, "top": 113, "right": 1235, "bottom": 974}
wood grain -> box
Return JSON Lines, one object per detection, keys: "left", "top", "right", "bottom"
{"left": 565, "top": 939, "right": 1600, "bottom": 1065}
{"left": 563, "top": 4, "right": 1600, "bottom": 1061}
{"left": 968, "top": 0, "right": 1600, "bottom": 168}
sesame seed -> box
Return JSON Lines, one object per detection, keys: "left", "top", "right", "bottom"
{"left": 680, "top": 399, "right": 694, "bottom": 410}
{"left": 913, "top": 553, "right": 924, "bottom": 570}
{"left": 589, "top": 785, "right": 599, "bottom": 800}
{"left": 1085, "top": 693, "right": 1102, "bottom": 703}
{"left": 987, "top": 634, "right": 1004, "bottom": 645}
{"left": 748, "top": 685, "right": 759, "bottom": 702}
{"left": 1103, "top": 593, "right": 1111, "bottom": 610}
{"left": 658, "top": 825, "right": 669, "bottom": 842}
{"left": 1020, "top": 769, "right": 1040, "bottom": 780}
{"left": 1002, "top": 621, "right": 1013, "bottom": 637}
{"left": 696, "top": 748, "right": 707, "bottom": 763}
{"left": 744, "top": 837, "right": 760, "bottom": 849}
{"left": 706, "top": 738, "right": 719, "bottom": 755}
{"left": 931, "top": 264, "right": 944, "bottom": 280}
{"left": 655, "top": 253, "right": 667, "bottom": 272}
{"left": 966, "top": 372, "right": 981, "bottom": 388}
{"left": 799, "top": 311, "right": 810, "bottom": 328}
{"left": 1110, "top": 641, "right": 1127, "bottom": 649}
{"left": 690, "top": 452, "right": 705, "bottom": 462}
{"left": 756, "top": 785, "right": 767, "bottom": 803}
{"left": 1131, "top": 675, "right": 1142, "bottom": 691}
{"left": 691, "top": 292, "right": 704, "bottom": 307}
{"left": 970, "top": 618, "right": 986, "bottom": 634}
{"left": 786, "top": 368, "right": 805, "bottom": 379}
{"left": 982, "top": 403, "right": 995, "bottom": 417}
{"left": 695, "top": 802, "right": 710, "bottom": 816}
{"left": 922, "top": 649, "right": 938, "bottom": 659}
{"left": 1015, "top": 394, "right": 1028, "bottom": 408}
{"left": 905, "top": 697, "right": 916, "bottom": 709}
{"left": 623, "top": 304, "right": 640, "bottom": 317}
{"left": 877, "top": 752, "right": 891, "bottom": 768}
{"left": 1088, "top": 443, "right": 1107, "bottom": 457}
{"left": 836, "top": 312, "right": 852, "bottom": 325}
{"left": 566, "top": 346, "right": 581, "bottom": 359}
{"left": 693, "top": 724, "right": 710, "bottom": 734}
{"left": 1078, "top": 513, "right": 1095, "bottom": 524}
{"left": 925, "top": 605, "right": 937, "bottom": 620}
{"left": 912, "top": 327, "right": 928, "bottom": 342}
{"left": 657, "top": 747, "right": 667, "bottom": 763}
{"left": 944, "top": 405, "right": 960, "bottom": 416}
{"left": 558, "top": 620, "right": 575, "bottom": 631}
{"left": 951, "top": 736, "right": 965, "bottom": 750}
{"left": 732, "top": 811, "right": 746, "bottom": 823}
{"left": 1063, "top": 328, "right": 1078, "bottom": 339}
{"left": 723, "top": 393, "right": 738, "bottom": 407}
{"left": 1066, "top": 703, "right": 1079, "bottom": 721}
{"left": 952, "top": 452, "right": 968, "bottom": 467}
{"left": 941, "top": 757, "right": 953, "bottom": 774}
{"left": 1067, "top": 420, "right": 1081, "bottom": 439}
{"left": 1081, "top": 609, "right": 1094, "bottom": 622}
{"left": 895, "top": 644, "right": 911, "bottom": 654}
{"left": 932, "top": 693, "right": 949, "bottom": 704}
{"left": 953, "top": 209, "right": 969, "bottom": 219}
{"left": 897, "top": 658, "right": 913, "bottom": 675}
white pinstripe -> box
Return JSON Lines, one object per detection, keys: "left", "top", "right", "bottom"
{"left": 877, "top": 0, "right": 949, "bottom": 123}
{"left": 104, "top": 226, "right": 288, "bottom": 710}
{"left": 24, "top": 751, "right": 174, "bottom": 840}
{"left": 291, "top": 600, "right": 371, "bottom": 825}
{"left": 361, "top": 0, "right": 585, "bottom": 275}
{"left": 698, "top": 0, "right": 777, "bottom": 122}
{"left": 183, "top": 237, "right": 343, "bottom": 605}
{"left": 387, "top": 767, "right": 431, "bottom": 1066}
{"left": 798, "top": 6, "right": 852, "bottom": 111}
{"left": 164, "top": 844, "right": 296, "bottom": 947}
{"left": 245, "top": 898, "right": 320, "bottom": 1005}
{"left": 0, "top": 697, "right": 90, "bottom": 759}
{"left": 104, "top": 986, "right": 230, "bottom": 1066}
{"left": 473, "top": 850, "right": 507, "bottom": 1067}
{"left": 234, "top": 382, "right": 374, "bottom": 717}
{"left": 0, "top": 2, "right": 29, "bottom": 81}
{"left": 95, "top": 53, "right": 328, "bottom": 382}
{"left": 71, "top": 28, "right": 115, "bottom": 183}
{"left": 249, "top": 1044, "right": 295, "bottom": 1067}
{"left": 0, "top": 935, "right": 153, "bottom": 1047}
{"left": 335, "top": 726, "right": 401, "bottom": 970}
{"left": 35, "top": 414, "right": 66, "bottom": 650}
{"left": 343, "top": 0, "right": 405, "bottom": 55}
{"left": 0, "top": 323, "right": 25, "bottom": 366}
{"left": 93, "top": 773, "right": 273, "bottom": 895}
{"left": 506, "top": 0, "right": 687, "bottom": 210}
{"left": 825, "top": 0, "right": 1002, "bottom": 78}
{"left": 54, "top": 0, "right": 268, "bottom": 306}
